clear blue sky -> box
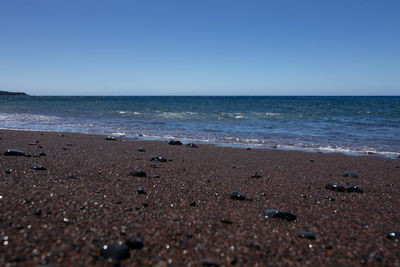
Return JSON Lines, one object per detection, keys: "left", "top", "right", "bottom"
{"left": 0, "top": 0, "right": 399, "bottom": 95}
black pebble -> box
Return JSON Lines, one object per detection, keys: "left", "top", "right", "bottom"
{"left": 168, "top": 140, "right": 182, "bottom": 145}
{"left": 100, "top": 242, "right": 130, "bottom": 260}
{"left": 39, "top": 152, "right": 46, "bottom": 156}
{"left": 342, "top": 171, "right": 359, "bottom": 178}
{"left": 251, "top": 173, "right": 262, "bottom": 178}
{"left": 34, "top": 208, "right": 42, "bottom": 216}
{"left": 346, "top": 185, "right": 363, "bottom": 193}
{"left": 137, "top": 147, "right": 145, "bottom": 152}
{"left": 67, "top": 174, "right": 78, "bottom": 179}
{"left": 186, "top": 143, "right": 198, "bottom": 148}
{"left": 220, "top": 218, "right": 233, "bottom": 224}
{"left": 386, "top": 230, "right": 400, "bottom": 240}
{"left": 152, "top": 174, "right": 160, "bottom": 178}
{"left": 105, "top": 136, "right": 117, "bottom": 141}
{"left": 151, "top": 156, "right": 167, "bottom": 162}
{"left": 22, "top": 198, "right": 31, "bottom": 204}
{"left": 4, "top": 169, "right": 11, "bottom": 174}
{"left": 30, "top": 164, "right": 47, "bottom": 171}
{"left": 57, "top": 134, "right": 64, "bottom": 137}
{"left": 28, "top": 142, "right": 37, "bottom": 145}
{"left": 264, "top": 209, "right": 297, "bottom": 221}
{"left": 3, "top": 149, "right": 26, "bottom": 156}
{"left": 325, "top": 196, "right": 335, "bottom": 201}
{"left": 325, "top": 182, "right": 346, "bottom": 192}
{"left": 137, "top": 186, "right": 147, "bottom": 194}
{"left": 190, "top": 201, "right": 196, "bottom": 206}
{"left": 125, "top": 236, "right": 144, "bottom": 249}
{"left": 62, "top": 147, "right": 68, "bottom": 150}
{"left": 298, "top": 231, "right": 316, "bottom": 239}
{"left": 230, "top": 191, "right": 246, "bottom": 200}
{"left": 130, "top": 169, "right": 146, "bottom": 177}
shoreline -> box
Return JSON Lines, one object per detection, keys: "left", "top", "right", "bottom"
{"left": 1, "top": 127, "right": 399, "bottom": 159}
{"left": 1, "top": 129, "right": 400, "bottom": 266}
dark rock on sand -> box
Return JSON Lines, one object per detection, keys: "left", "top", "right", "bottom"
{"left": 386, "top": 230, "right": 400, "bottom": 240}
{"left": 346, "top": 185, "right": 363, "bottom": 193}
{"left": 168, "top": 140, "right": 182, "bottom": 145}
{"left": 186, "top": 143, "right": 198, "bottom": 148}
{"left": 67, "top": 174, "right": 78, "bottom": 179}
{"left": 34, "top": 208, "right": 42, "bottom": 216}
{"left": 152, "top": 174, "right": 160, "bottom": 178}
{"left": 230, "top": 191, "right": 246, "bottom": 200}
{"left": 342, "top": 171, "right": 359, "bottom": 178}
{"left": 202, "top": 258, "right": 220, "bottom": 267}
{"left": 57, "top": 134, "right": 64, "bottom": 137}
{"left": 137, "top": 147, "right": 146, "bottom": 152}
{"left": 4, "top": 149, "right": 26, "bottom": 156}
{"left": 264, "top": 209, "right": 297, "bottom": 221}
{"left": 105, "top": 136, "right": 117, "bottom": 141}
{"left": 4, "top": 169, "right": 11, "bottom": 174}
{"left": 39, "top": 152, "right": 46, "bottom": 156}
{"left": 190, "top": 201, "right": 196, "bottom": 206}
{"left": 325, "top": 182, "right": 346, "bottom": 192}
{"left": 298, "top": 231, "right": 316, "bottom": 239}
{"left": 30, "top": 164, "right": 47, "bottom": 171}
{"left": 100, "top": 241, "right": 130, "bottom": 260}
{"left": 130, "top": 169, "right": 146, "bottom": 177}
{"left": 251, "top": 173, "right": 262, "bottom": 178}
{"left": 151, "top": 156, "right": 167, "bottom": 162}
{"left": 125, "top": 236, "right": 143, "bottom": 249}
{"left": 220, "top": 218, "right": 233, "bottom": 224}
{"left": 137, "top": 186, "right": 147, "bottom": 194}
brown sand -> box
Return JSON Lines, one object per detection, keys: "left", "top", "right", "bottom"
{"left": 0, "top": 129, "right": 399, "bottom": 266}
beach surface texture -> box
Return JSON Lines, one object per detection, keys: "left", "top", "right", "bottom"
{"left": 0, "top": 129, "right": 399, "bottom": 266}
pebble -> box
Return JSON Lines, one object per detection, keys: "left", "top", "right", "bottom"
{"left": 168, "top": 140, "right": 182, "bottom": 145}
{"left": 152, "top": 174, "right": 160, "bottom": 178}
{"left": 57, "top": 134, "right": 64, "bottom": 137}
{"left": 186, "top": 143, "right": 198, "bottom": 148}
{"left": 264, "top": 209, "right": 297, "bottom": 221}
{"left": 100, "top": 241, "right": 130, "bottom": 260}
{"left": 325, "top": 196, "right": 335, "bottom": 201}
{"left": 137, "top": 147, "right": 145, "bottom": 152}
{"left": 202, "top": 258, "right": 220, "bottom": 267}
{"left": 342, "top": 171, "right": 359, "bottom": 178}
{"left": 39, "top": 152, "right": 46, "bottom": 156}
{"left": 67, "top": 174, "right": 78, "bottom": 179}
{"left": 220, "top": 218, "right": 233, "bottom": 224}
{"left": 230, "top": 191, "right": 246, "bottom": 200}
{"left": 3, "top": 149, "right": 26, "bottom": 156}
{"left": 4, "top": 169, "right": 11, "bottom": 174}
{"left": 34, "top": 208, "right": 42, "bottom": 216}
{"left": 298, "top": 231, "right": 316, "bottom": 239}
{"left": 386, "top": 230, "right": 400, "bottom": 240}
{"left": 190, "top": 201, "right": 196, "bottom": 206}
{"left": 105, "top": 136, "right": 117, "bottom": 141}
{"left": 346, "top": 185, "right": 363, "bottom": 193}
{"left": 251, "top": 173, "right": 262, "bottom": 178}
{"left": 130, "top": 169, "right": 146, "bottom": 177}
{"left": 30, "top": 164, "right": 47, "bottom": 171}
{"left": 325, "top": 182, "right": 346, "bottom": 192}
{"left": 151, "top": 156, "right": 167, "bottom": 162}
{"left": 125, "top": 236, "right": 144, "bottom": 249}
{"left": 137, "top": 186, "right": 147, "bottom": 194}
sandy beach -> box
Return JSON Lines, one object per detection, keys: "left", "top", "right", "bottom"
{"left": 0, "top": 129, "right": 399, "bottom": 266}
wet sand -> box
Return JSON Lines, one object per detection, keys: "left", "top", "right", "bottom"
{"left": 0, "top": 129, "right": 399, "bottom": 266}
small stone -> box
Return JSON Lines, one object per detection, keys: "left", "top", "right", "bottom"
{"left": 186, "top": 233, "right": 193, "bottom": 238}
{"left": 152, "top": 174, "right": 160, "bottom": 178}
{"left": 325, "top": 182, "right": 346, "bottom": 192}
{"left": 39, "top": 152, "right": 46, "bottom": 156}
{"left": 22, "top": 198, "right": 31, "bottom": 204}
{"left": 105, "top": 136, "right": 117, "bottom": 141}
{"left": 137, "top": 147, "right": 145, "bottom": 152}
{"left": 3, "top": 149, "right": 26, "bottom": 156}
{"left": 346, "top": 185, "right": 363, "bottom": 193}
{"left": 100, "top": 241, "right": 130, "bottom": 260}
{"left": 142, "top": 203, "right": 148, "bottom": 207}
{"left": 168, "top": 140, "right": 182, "bottom": 145}
{"left": 130, "top": 169, "right": 146, "bottom": 177}
{"left": 202, "top": 258, "right": 220, "bottom": 267}
{"left": 67, "top": 174, "right": 78, "bottom": 179}
{"left": 34, "top": 208, "right": 42, "bottom": 216}
{"left": 57, "top": 134, "right": 64, "bottom": 137}
{"left": 251, "top": 174, "right": 262, "bottom": 178}
{"left": 298, "top": 231, "right": 316, "bottom": 239}
{"left": 186, "top": 143, "right": 198, "bottom": 148}
{"left": 325, "top": 196, "right": 335, "bottom": 201}
{"left": 62, "top": 218, "right": 70, "bottom": 224}
{"left": 264, "top": 209, "right": 297, "bottom": 221}
{"left": 28, "top": 142, "right": 37, "bottom": 145}
{"left": 310, "top": 159, "right": 314, "bottom": 162}
{"left": 125, "top": 236, "right": 143, "bottom": 249}
{"left": 150, "top": 164, "right": 159, "bottom": 168}
{"left": 220, "top": 218, "right": 233, "bottom": 224}
{"left": 190, "top": 201, "right": 196, "bottom": 206}
{"left": 230, "top": 191, "right": 246, "bottom": 200}
{"left": 66, "top": 143, "right": 73, "bottom": 146}
{"left": 137, "top": 186, "right": 147, "bottom": 194}
{"left": 386, "top": 230, "right": 400, "bottom": 240}
{"left": 30, "top": 164, "right": 47, "bottom": 171}
{"left": 342, "top": 171, "right": 359, "bottom": 178}
{"left": 151, "top": 156, "right": 167, "bottom": 162}
{"left": 4, "top": 169, "right": 11, "bottom": 174}
{"left": 62, "top": 147, "right": 68, "bottom": 150}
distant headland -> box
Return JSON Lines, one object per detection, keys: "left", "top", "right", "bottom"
{"left": 0, "top": 90, "right": 29, "bottom": 96}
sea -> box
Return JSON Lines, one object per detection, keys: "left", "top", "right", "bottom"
{"left": 0, "top": 96, "right": 399, "bottom": 158}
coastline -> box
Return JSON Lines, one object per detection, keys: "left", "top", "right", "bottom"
{"left": 1, "top": 129, "right": 399, "bottom": 266}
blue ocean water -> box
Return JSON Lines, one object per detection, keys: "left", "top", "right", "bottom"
{"left": 0, "top": 96, "right": 399, "bottom": 158}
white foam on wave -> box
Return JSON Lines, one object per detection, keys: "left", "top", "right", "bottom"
{"left": 0, "top": 113, "right": 61, "bottom": 122}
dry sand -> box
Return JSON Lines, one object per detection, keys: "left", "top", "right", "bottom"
{"left": 0, "top": 129, "right": 399, "bottom": 266}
